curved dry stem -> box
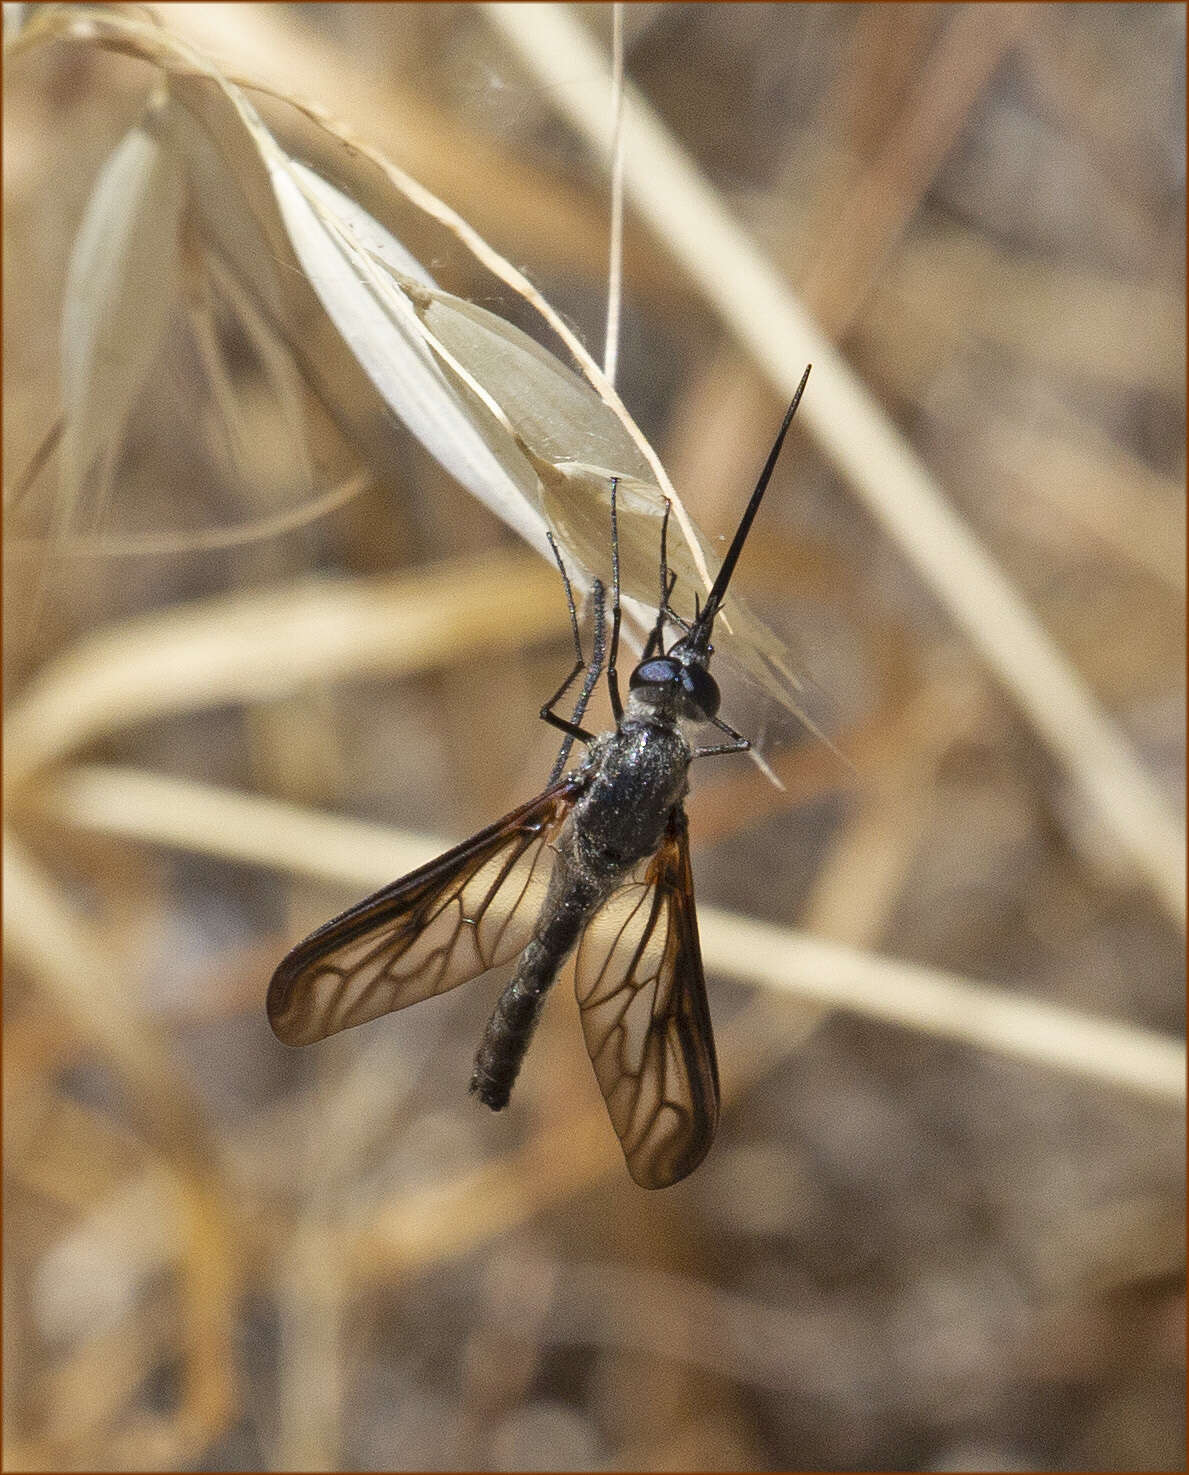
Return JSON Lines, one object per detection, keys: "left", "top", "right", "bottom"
{"left": 34, "top": 764, "right": 434, "bottom": 897}
{"left": 4, "top": 469, "right": 372, "bottom": 560}
{"left": 5, "top": 549, "right": 565, "bottom": 792}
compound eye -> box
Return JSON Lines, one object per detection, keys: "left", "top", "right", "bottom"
{"left": 629, "top": 657, "right": 680, "bottom": 690}
{"left": 680, "top": 664, "right": 721, "bottom": 720}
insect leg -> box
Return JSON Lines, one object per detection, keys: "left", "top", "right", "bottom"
{"left": 540, "top": 531, "right": 586, "bottom": 701}
{"left": 663, "top": 585, "right": 703, "bottom": 644}
{"left": 640, "top": 501, "right": 677, "bottom": 661}
{"left": 640, "top": 572, "right": 677, "bottom": 660}
{"left": 540, "top": 533, "right": 605, "bottom": 775}
{"left": 543, "top": 582, "right": 607, "bottom": 781}
{"left": 606, "top": 477, "right": 625, "bottom": 721}
{"left": 657, "top": 497, "right": 672, "bottom": 610}
{"left": 570, "top": 573, "right": 606, "bottom": 728}
{"left": 694, "top": 714, "right": 752, "bottom": 758}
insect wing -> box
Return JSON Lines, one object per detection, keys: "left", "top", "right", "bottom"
{"left": 574, "top": 813, "right": 720, "bottom": 1189}
{"left": 268, "top": 778, "right": 581, "bottom": 1045}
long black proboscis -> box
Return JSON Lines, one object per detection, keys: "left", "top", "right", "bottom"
{"left": 691, "top": 363, "right": 812, "bottom": 645}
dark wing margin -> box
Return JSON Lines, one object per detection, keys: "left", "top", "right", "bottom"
{"left": 267, "top": 777, "right": 582, "bottom": 1046}
{"left": 573, "top": 809, "right": 720, "bottom": 1189}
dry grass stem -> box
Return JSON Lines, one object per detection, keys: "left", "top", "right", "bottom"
{"left": 6, "top": 550, "right": 564, "bottom": 791}
{"left": 695, "top": 908, "right": 1184, "bottom": 1105}
{"left": 35, "top": 764, "right": 1184, "bottom": 1107}
{"left": 4, "top": 469, "right": 373, "bottom": 560}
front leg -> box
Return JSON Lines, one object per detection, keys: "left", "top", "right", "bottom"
{"left": 693, "top": 714, "right": 751, "bottom": 759}
{"left": 541, "top": 554, "right": 607, "bottom": 781}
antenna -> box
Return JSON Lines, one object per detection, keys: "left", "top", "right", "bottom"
{"left": 689, "top": 364, "right": 811, "bottom": 650}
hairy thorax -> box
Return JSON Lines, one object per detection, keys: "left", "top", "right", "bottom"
{"left": 569, "top": 718, "right": 691, "bottom": 877}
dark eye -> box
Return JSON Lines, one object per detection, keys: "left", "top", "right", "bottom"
{"left": 679, "top": 664, "right": 720, "bottom": 720}
{"left": 629, "top": 657, "right": 680, "bottom": 690}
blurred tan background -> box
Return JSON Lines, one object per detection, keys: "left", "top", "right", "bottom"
{"left": 4, "top": 4, "right": 1184, "bottom": 1470}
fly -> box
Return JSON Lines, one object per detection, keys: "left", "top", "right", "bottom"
{"left": 267, "top": 365, "right": 811, "bottom": 1187}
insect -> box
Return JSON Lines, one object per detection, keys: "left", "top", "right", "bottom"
{"left": 268, "top": 366, "right": 811, "bottom": 1187}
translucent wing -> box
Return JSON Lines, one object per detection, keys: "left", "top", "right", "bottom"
{"left": 574, "top": 811, "right": 720, "bottom": 1189}
{"left": 268, "top": 778, "right": 581, "bottom": 1046}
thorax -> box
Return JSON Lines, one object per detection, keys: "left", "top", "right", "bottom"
{"left": 567, "top": 718, "right": 691, "bottom": 876}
